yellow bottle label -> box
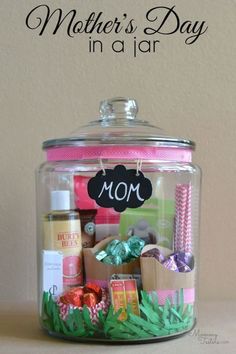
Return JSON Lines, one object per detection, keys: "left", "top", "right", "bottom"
{"left": 43, "top": 219, "right": 81, "bottom": 253}
{"left": 43, "top": 219, "right": 83, "bottom": 286}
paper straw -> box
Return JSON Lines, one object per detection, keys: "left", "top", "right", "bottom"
{"left": 174, "top": 184, "right": 192, "bottom": 253}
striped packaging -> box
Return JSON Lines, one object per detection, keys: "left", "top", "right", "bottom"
{"left": 174, "top": 184, "right": 192, "bottom": 253}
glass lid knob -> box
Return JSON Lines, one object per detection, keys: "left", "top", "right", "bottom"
{"left": 99, "top": 97, "right": 138, "bottom": 120}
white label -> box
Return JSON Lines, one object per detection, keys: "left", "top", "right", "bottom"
{"left": 42, "top": 250, "right": 63, "bottom": 297}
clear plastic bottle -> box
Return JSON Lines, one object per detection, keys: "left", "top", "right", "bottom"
{"left": 42, "top": 191, "right": 83, "bottom": 290}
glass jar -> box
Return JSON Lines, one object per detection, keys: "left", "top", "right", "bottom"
{"left": 36, "top": 97, "right": 201, "bottom": 343}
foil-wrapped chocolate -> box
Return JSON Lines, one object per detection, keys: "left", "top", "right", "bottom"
{"left": 141, "top": 248, "right": 166, "bottom": 263}
{"left": 84, "top": 282, "right": 102, "bottom": 299}
{"left": 83, "top": 292, "right": 98, "bottom": 307}
{"left": 96, "top": 236, "right": 145, "bottom": 265}
{"left": 175, "top": 252, "right": 194, "bottom": 270}
{"left": 103, "top": 255, "right": 123, "bottom": 265}
{"left": 60, "top": 287, "right": 84, "bottom": 307}
{"left": 105, "top": 239, "right": 120, "bottom": 256}
{"left": 141, "top": 247, "right": 194, "bottom": 273}
{"left": 114, "top": 241, "right": 131, "bottom": 261}
{"left": 128, "top": 236, "right": 145, "bottom": 257}
{"left": 162, "top": 256, "right": 179, "bottom": 272}
{"left": 95, "top": 250, "right": 108, "bottom": 261}
{"left": 60, "top": 285, "right": 103, "bottom": 308}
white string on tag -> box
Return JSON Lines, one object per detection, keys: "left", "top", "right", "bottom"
{"left": 136, "top": 159, "right": 143, "bottom": 176}
{"left": 99, "top": 158, "right": 106, "bottom": 176}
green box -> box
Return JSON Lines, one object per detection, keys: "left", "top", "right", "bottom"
{"left": 119, "top": 199, "right": 175, "bottom": 250}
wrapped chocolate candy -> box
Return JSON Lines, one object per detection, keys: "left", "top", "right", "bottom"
{"left": 60, "top": 287, "right": 84, "bottom": 307}
{"left": 57, "top": 284, "right": 110, "bottom": 324}
{"left": 83, "top": 292, "right": 98, "bottom": 307}
{"left": 175, "top": 252, "right": 194, "bottom": 270}
{"left": 114, "top": 241, "right": 131, "bottom": 260}
{"left": 84, "top": 282, "right": 102, "bottom": 298}
{"left": 103, "top": 255, "right": 123, "bottom": 265}
{"left": 95, "top": 250, "right": 108, "bottom": 261}
{"left": 105, "top": 239, "right": 120, "bottom": 255}
{"left": 162, "top": 256, "right": 179, "bottom": 272}
{"left": 141, "top": 248, "right": 166, "bottom": 263}
{"left": 141, "top": 247, "right": 194, "bottom": 273}
{"left": 95, "top": 236, "right": 145, "bottom": 265}
{"left": 127, "top": 236, "right": 145, "bottom": 257}
{"left": 59, "top": 283, "right": 103, "bottom": 309}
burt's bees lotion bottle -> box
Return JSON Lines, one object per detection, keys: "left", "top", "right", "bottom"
{"left": 43, "top": 190, "right": 83, "bottom": 288}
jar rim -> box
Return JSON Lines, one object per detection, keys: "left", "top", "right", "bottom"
{"left": 43, "top": 137, "right": 195, "bottom": 150}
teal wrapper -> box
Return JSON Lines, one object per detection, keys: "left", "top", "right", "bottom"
{"left": 105, "top": 239, "right": 120, "bottom": 255}
{"left": 128, "top": 236, "right": 145, "bottom": 257}
{"left": 103, "top": 255, "right": 123, "bottom": 265}
{"left": 114, "top": 241, "right": 131, "bottom": 261}
{"left": 95, "top": 250, "right": 108, "bottom": 261}
{"left": 96, "top": 236, "right": 145, "bottom": 265}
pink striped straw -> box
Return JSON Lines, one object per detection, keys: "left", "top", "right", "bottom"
{"left": 174, "top": 184, "right": 192, "bottom": 253}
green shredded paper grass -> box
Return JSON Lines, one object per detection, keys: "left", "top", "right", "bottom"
{"left": 41, "top": 288, "right": 194, "bottom": 340}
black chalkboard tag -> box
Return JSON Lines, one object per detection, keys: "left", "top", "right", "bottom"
{"left": 87, "top": 165, "right": 152, "bottom": 212}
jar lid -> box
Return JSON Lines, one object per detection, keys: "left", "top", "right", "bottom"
{"left": 43, "top": 97, "right": 195, "bottom": 150}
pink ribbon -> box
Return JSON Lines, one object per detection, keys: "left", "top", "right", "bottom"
{"left": 150, "top": 288, "right": 195, "bottom": 305}
{"left": 46, "top": 146, "right": 192, "bottom": 162}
